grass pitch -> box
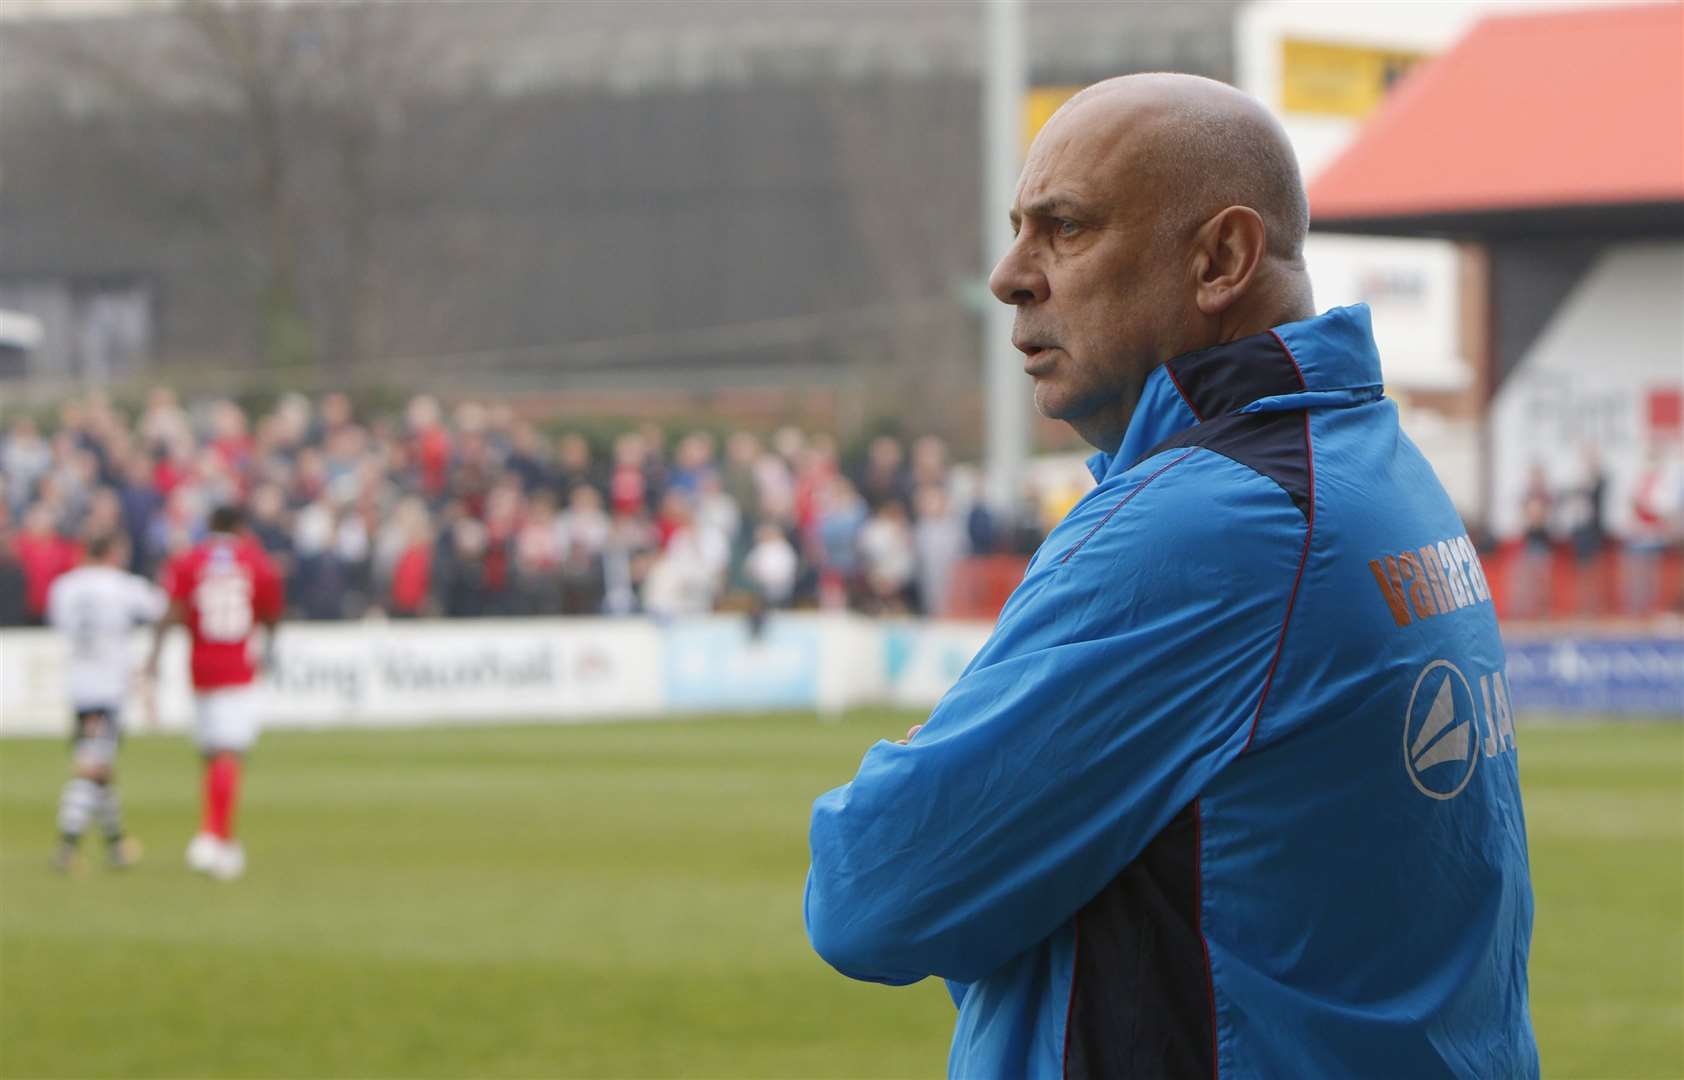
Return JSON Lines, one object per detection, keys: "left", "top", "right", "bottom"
{"left": 1, "top": 712, "right": 1679, "bottom": 1078}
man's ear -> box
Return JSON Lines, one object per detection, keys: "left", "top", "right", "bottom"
{"left": 1190, "top": 206, "right": 1267, "bottom": 317}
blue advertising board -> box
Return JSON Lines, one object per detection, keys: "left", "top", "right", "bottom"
{"left": 1503, "top": 635, "right": 1684, "bottom": 715}
{"left": 881, "top": 621, "right": 990, "bottom": 706}
{"left": 663, "top": 618, "right": 821, "bottom": 711}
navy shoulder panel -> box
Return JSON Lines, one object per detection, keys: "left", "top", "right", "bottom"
{"left": 1162, "top": 331, "right": 1305, "bottom": 420}
{"left": 1139, "top": 410, "right": 1311, "bottom": 522}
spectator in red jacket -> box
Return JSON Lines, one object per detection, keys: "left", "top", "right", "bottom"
{"left": 14, "top": 504, "right": 80, "bottom": 623}
{"left": 389, "top": 540, "right": 433, "bottom": 617}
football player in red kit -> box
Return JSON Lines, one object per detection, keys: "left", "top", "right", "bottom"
{"left": 149, "top": 505, "right": 284, "bottom": 881}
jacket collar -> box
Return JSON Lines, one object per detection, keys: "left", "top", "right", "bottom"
{"left": 1086, "top": 304, "right": 1384, "bottom": 483}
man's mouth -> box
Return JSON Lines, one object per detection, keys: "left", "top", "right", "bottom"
{"left": 1015, "top": 342, "right": 1058, "bottom": 376}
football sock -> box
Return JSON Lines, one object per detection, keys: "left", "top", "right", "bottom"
{"left": 57, "top": 776, "right": 99, "bottom": 842}
{"left": 203, "top": 753, "right": 242, "bottom": 840}
{"left": 96, "top": 781, "right": 125, "bottom": 844}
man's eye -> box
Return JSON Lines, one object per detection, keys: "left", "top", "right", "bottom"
{"left": 1055, "top": 219, "right": 1080, "bottom": 237}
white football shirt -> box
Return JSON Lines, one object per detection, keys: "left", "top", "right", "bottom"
{"left": 46, "top": 565, "right": 168, "bottom": 708}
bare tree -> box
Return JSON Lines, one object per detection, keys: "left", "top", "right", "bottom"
{"left": 5, "top": 0, "right": 464, "bottom": 375}
{"left": 821, "top": 77, "right": 984, "bottom": 441}
{"left": 173, "top": 0, "right": 463, "bottom": 373}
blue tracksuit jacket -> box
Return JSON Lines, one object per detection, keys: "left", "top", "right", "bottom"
{"left": 806, "top": 306, "right": 1537, "bottom": 1078}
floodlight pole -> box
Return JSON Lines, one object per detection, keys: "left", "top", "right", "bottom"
{"left": 982, "top": 0, "right": 1029, "bottom": 522}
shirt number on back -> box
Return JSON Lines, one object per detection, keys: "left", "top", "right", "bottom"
{"left": 195, "top": 574, "right": 254, "bottom": 642}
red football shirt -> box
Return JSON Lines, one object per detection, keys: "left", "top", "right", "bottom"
{"left": 164, "top": 534, "right": 284, "bottom": 690}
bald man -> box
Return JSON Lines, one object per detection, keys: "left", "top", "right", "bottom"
{"left": 807, "top": 75, "right": 1537, "bottom": 1078}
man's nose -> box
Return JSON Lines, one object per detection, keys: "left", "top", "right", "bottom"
{"left": 988, "top": 240, "right": 1049, "bottom": 306}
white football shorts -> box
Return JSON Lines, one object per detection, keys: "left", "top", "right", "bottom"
{"left": 71, "top": 705, "right": 122, "bottom": 770}
{"left": 194, "top": 685, "right": 264, "bottom": 753}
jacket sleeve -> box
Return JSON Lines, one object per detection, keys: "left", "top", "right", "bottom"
{"left": 804, "top": 460, "right": 1305, "bottom": 985}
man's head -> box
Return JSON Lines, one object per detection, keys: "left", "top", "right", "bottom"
{"left": 208, "top": 504, "right": 244, "bottom": 535}
{"left": 989, "top": 73, "right": 1314, "bottom": 452}
{"left": 84, "top": 531, "right": 128, "bottom": 567}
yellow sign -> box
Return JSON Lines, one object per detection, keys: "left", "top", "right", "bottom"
{"left": 1023, "top": 86, "right": 1083, "bottom": 154}
{"left": 1281, "top": 39, "right": 1427, "bottom": 119}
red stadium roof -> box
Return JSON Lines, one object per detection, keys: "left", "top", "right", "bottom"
{"left": 1308, "top": 2, "right": 1684, "bottom": 237}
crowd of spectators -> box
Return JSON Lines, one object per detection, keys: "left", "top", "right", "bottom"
{"left": 0, "top": 390, "right": 1031, "bottom": 627}
{"left": 1511, "top": 445, "right": 1684, "bottom": 618}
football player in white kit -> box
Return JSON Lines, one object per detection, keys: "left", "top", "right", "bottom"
{"left": 45, "top": 532, "right": 167, "bottom": 873}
